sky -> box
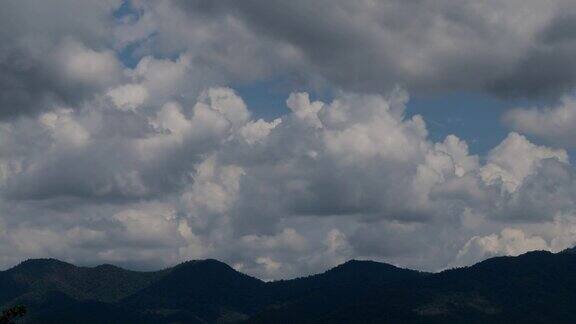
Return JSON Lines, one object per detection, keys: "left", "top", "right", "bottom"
{"left": 3, "top": 0, "right": 576, "bottom": 280}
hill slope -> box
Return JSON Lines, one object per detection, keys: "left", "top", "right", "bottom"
{"left": 2, "top": 251, "right": 576, "bottom": 323}
{"left": 121, "top": 259, "right": 268, "bottom": 323}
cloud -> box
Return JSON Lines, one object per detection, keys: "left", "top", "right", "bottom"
{"left": 480, "top": 132, "right": 568, "bottom": 193}
{"left": 1, "top": 85, "right": 249, "bottom": 202}
{"left": 453, "top": 214, "right": 576, "bottom": 267}
{"left": 454, "top": 228, "right": 549, "bottom": 267}
{"left": 3, "top": 79, "right": 576, "bottom": 278}
{"left": 107, "top": 84, "right": 149, "bottom": 111}
{"left": 504, "top": 96, "right": 576, "bottom": 147}
{"left": 4, "top": 0, "right": 576, "bottom": 279}
{"left": 110, "top": 0, "right": 576, "bottom": 98}
{"left": 0, "top": 0, "right": 122, "bottom": 119}
{"left": 5, "top": 0, "right": 576, "bottom": 119}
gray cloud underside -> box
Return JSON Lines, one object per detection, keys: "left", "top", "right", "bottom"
{"left": 5, "top": 0, "right": 576, "bottom": 120}
{"left": 170, "top": 0, "right": 576, "bottom": 97}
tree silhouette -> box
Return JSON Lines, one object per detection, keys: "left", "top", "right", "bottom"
{"left": 0, "top": 305, "right": 26, "bottom": 324}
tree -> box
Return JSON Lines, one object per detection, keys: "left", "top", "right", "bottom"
{"left": 0, "top": 305, "right": 26, "bottom": 324}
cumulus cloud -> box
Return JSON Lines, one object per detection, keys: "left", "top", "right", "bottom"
{"left": 454, "top": 228, "right": 549, "bottom": 267}
{"left": 107, "top": 84, "right": 149, "bottom": 111}
{"left": 453, "top": 214, "right": 576, "bottom": 267}
{"left": 3, "top": 78, "right": 576, "bottom": 278}
{"left": 481, "top": 132, "right": 568, "bottom": 193}
{"left": 504, "top": 96, "right": 576, "bottom": 147}
{"left": 4, "top": 0, "right": 576, "bottom": 279}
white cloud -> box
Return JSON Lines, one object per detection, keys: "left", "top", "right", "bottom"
{"left": 240, "top": 118, "right": 282, "bottom": 145}
{"left": 286, "top": 92, "right": 323, "bottom": 128}
{"left": 196, "top": 87, "right": 251, "bottom": 129}
{"left": 39, "top": 108, "right": 91, "bottom": 147}
{"left": 107, "top": 84, "right": 149, "bottom": 111}
{"left": 454, "top": 228, "right": 549, "bottom": 267}
{"left": 504, "top": 96, "right": 576, "bottom": 148}
{"left": 53, "top": 39, "right": 122, "bottom": 87}
{"left": 2, "top": 85, "right": 576, "bottom": 277}
{"left": 480, "top": 132, "right": 568, "bottom": 192}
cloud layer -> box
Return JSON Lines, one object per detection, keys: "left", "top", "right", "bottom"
{"left": 3, "top": 79, "right": 576, "bottom": 278}
{"left": 127, "top": 0, "right": 576, "bottom": 98}
{"left": 3, "top": 0, "right": 576, "bottom": 279}
{"left": 7, "top": 0, "right": 576, "bottom": 121}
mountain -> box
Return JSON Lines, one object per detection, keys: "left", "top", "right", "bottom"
{"left": 121, "top": 260, "right": 268, "bottom": 323}
{"left": 265, "top": 260, "right": 426, "bottom": 305}
{"left": 0, "top": 259, "right": 163, "bottom": 304}
{"left": 252, "top": 251, "right": 576, "bottom": 323}
{"left": 2, "top": 251, "right": 576, "bottom": 323}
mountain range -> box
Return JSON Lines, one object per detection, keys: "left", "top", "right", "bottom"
{"left": 2, "top": 249, "right": 576, "bottom": 323}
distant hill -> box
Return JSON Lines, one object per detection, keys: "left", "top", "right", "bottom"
{"left": 122, "top": 260, "right": 268, "bottom": 323}
{"left": 3, "top": 250, "right": 576, "bottom": 323}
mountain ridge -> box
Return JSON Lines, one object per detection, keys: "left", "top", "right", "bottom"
{"left": 2, "top": 250, "right": 576, "bottom": 323}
